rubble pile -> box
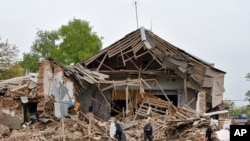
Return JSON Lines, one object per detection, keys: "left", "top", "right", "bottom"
{"left": 0, "top": 73, "right": 226, "bottom": 141}
{"left": 1, "top": 93, "right": 218, "bottom": 141}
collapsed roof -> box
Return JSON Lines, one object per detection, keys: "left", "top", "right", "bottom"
{"left": 81, "top": 27, "right": 225, "bottom": 108}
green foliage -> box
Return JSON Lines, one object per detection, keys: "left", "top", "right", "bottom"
{"left": 20, "top": 30, "right": 58, "bottom": 72}
{"left": 0, "top": 38, "right": 22, "bottom": 80}
{"left": 227, "top": 100, "right": 236, "bottom": 114}
{"left": 31, "top": 30, "right": 59, "bottom": 58}
{"left": 245, "top": 73, "right": 250, "bottom": 106}
{"left": 245, "top": 90, "right": 250, "bottom": 104}
{"left": 246, "top": 72, "right": 250, "bottom": 81}
{"left": 20, "top": 18, "right": 102, "bottom": 70}
{"left": 53, "top": 18, "right": 102, "bottom": 65}
{"left": 19, "top": 53, "right": 39, "bottom": 73}
{"left": 0, "top": 63, "right": 25, "bottom": 80}
{"left": 0, "top": 39, "right": 19, "bottom": 68}
{"left": 227, "top": 100, "right": 250, "bottom": 117}
{"left": 7, "top": 63, "right": 25, "bottom": 78}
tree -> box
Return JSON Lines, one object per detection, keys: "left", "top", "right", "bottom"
{"left": 245, "top": 73, "right": 250, "bottom": 105}
{"left": 19, "top": 53, "right": 39, "bottom": 73}
{"left": 20, "top": 18, "right": 102, "bottom": 71}
{"left": 31, "top": 30, "right": 59, "bottom": 58}
{"left": 0, "top": 38, "right": 23, "bottom": 80}
{"left": 227, "top": 100, "right": 250, "bottom": 118}
{"left": 7, "top": 63, "right": 25, "bottom": 78}
{"left": 20, "top": 30, "right": 58, "bottom": 73}
{"left": 246, "top": 72, "right": 250, "bottom": 81}
{"left": 53, "top": 18, "right": 102, "bottom": 65}
{"left": 227, "top": 100, "right": 237, "bottom": 114}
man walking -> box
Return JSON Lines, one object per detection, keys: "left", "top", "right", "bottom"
{"left": 205, "top": 125, "right": 213, "bottom": 141}
{"left": 115, "top": 120, "right": 123, "bottom": 141}
{"left": 144, "top": 118, "right": 153, "bottom": 141}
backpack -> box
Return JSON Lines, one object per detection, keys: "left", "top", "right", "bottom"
{"left": 115, "top": 122, "right": 122, "bottom": 134}
{"left": 144, "top": 124, "right": 152, "bottom": 135}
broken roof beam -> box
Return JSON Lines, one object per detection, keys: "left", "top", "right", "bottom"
{"left": 148, "top": 51, "right": 163, "bottom": 69}
{"left": 74, "top": 67, "right": 98, "bottom": 83}
{"left": 142, "top": 59, "right": 154, "bottom": 71}
{"left": 91, "top": 71, "right": 109, "bottom": 80}
{"left": 203, "top": 110, "right": 228, "bottom": 117}
{"left": 133, "top": 42, "right": 145, "bottom": 55}
{"left": 144, "top": 97, "right": 172, "bottom": 108}
{"left": 120, "top": 51, "right": 126, "bottom": 66}
{"left": 101, "top": 81, "right": 141, "bottom": 92}
{"left": 9, "top": 84, "right": 28, "bottom": 92}
{"left": 154, "top": 36, "right": 182, "bottom": 58}
{"left": 135, "top": 50, "right": 150, "bottom": 59}
{"left": 74, "top": 63, "right": 109, "bottom": 82}
{"left": 144, "top": 79, "right": 170, "bottom": 102}
{"left": 129, "top": 41, "right": 137, "bottom": 60}
{"left": 95, "top": 84, "right": 111, "bottom": 107}
{"left": 107, "top": 41, "right": 129, "bottom": 58}
{"left": 95, "top": 59, "right": 114, "bottom": 71}
{"left": 123, "top": 54, "right": 135, "bottom": 63}
{"left": 96, "top": 53, "right": 107, "bottom": 71}
{"left": 152, "top": 47, "right": 166, "bottom": 61}
{"left": 124, "top": 54, "right": 140, "bottom": 70}
{"left": 107, "top": 33, "right": 141, "bottom": 58}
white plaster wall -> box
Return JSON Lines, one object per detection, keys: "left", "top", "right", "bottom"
{"left": 43, "top": 63, "right": 53, "bottom": 95}
{"left": 42, "top": 62, "right": 74, "bottom": 102}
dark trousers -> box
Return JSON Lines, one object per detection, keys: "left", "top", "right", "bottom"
{"left": 205, "top": 136, "right": 212, "bottom": 141}
{"left": 144, "top": 134, "right": 152, "bottom": 141}
{"left": 115, "top": 132, "right": 122, "bottom": 141}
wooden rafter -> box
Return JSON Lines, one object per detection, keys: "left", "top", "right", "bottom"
{"left": 121, "top": 51, "right": 126, "bottom": 66}
{"left": 124, "top": 54, "right": 140, "bottom": 70}
{"left": 95, "top": 59, "right": 114, "bottom": 71}
{"left": 144, "top": 79, "right": 170, "bottom": 102}
{"left": 95, "top": 84, "right": 111, "bottom": 107}
{"left": 142, "top": 59, "right": 154, "bottom": 71}
{"left": 96, "top": 53, "right": 107, "bottom": 71}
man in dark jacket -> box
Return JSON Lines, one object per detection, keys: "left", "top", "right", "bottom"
{"left": 205, "top": 126, "right": 213, "bottom": 141}
{"left": 115, "top": 120, "right": 123, "bottom": 141}
{"left": 144, "top": 119, "right": 153, "bottom": 141}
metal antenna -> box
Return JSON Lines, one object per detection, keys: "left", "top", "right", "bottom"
{"left": 134, "top": 0, "right": 139, "bottom": 28}
{"left": 150, "top": 20, "right": 152, "bottom": 31}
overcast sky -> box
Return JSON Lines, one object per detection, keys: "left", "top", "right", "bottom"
{"left": 1, "top": 0, "right": 250, "bottom": 106}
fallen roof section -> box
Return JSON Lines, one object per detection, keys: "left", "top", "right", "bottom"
{"left": 82, "top": 27, "right": 225, "bottom": 108}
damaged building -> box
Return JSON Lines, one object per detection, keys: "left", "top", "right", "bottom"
{"left": 0, "top": 27, "right": 228, "bottom": 140}
{"left": 73, "top": 26, "right": 225, "bottom": 120}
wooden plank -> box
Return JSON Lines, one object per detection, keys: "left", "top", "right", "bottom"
{"left": 95, "top": 59, "right": 114, "bottom": 71}
{"left": 91, "top": 71, "right": 109, "bottom": 80}
{"left": 9, "top": 84, "right": 28, "bottom": 92}
{"left": 135, "top": 50, "right": 149, "bottom": 59}
{"left": 96, "top": 85, "right": 111, "bottom": 107}
{"left": 203, "top": 110, "right": 228, "bottom": 116}
{"left": 96, "top": 53, "right": 107, "bottom": 71}
{"left": 121, "top": 51, "right": 126, "bottom": 66}
{"left": 140, "top": 105, "right": 166, "bottom": 115}
{"left": 184, "top": 74, "right": 187, "bottom": 102}
{"left": 126, "top": 86, "right": 129, "bottom": 113}
{"left": 153, "top": 79, "right": 170, "bottom": 102}
{"left": 124, "top": 54, "right": 139, "bottom": 70}
{"left": 142, "top": 59, "right": 154, "bottom": 71}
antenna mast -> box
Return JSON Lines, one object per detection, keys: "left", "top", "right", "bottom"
{"left": 134, "top": 1, "right": 139, "bottom": 28}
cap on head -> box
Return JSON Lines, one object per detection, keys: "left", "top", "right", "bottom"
{"left": 109, "top": 117, "right": 116, "bottom": 122}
